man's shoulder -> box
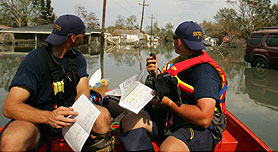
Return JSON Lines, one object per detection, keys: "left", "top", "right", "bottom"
{"left": 192, "top": 63, "right": 220, "bottom": 80}
{"left": 71, "top": 48, "right": 83, "bottom": 57}
{"left": 71, "top": 48, "right": 86, "bottom": 64}
{"left": 25, "top": 47, "right": 44, "bottom": 59}
{"left": 21, "top": 47, "right": 46, "bottom": 66}
{"left": 192, "top": 63, "right": 216, "bottom": 73}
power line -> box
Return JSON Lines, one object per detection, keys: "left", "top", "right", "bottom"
{"left": 110, "top": 0, "right": 135, "bottom": 15}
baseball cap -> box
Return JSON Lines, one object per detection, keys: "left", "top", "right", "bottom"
{"left": 45, "top": 14, "right": 85, "bottom": 46}
{"left": 175, "top": 21, "right": 205, "bottom": 50}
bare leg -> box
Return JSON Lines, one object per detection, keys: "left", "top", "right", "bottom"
{"left": 0, "top": 120, "right": 40, "bottom": 151}
{"left": 159, "top": 136, "right": 189, "bottom": 152}
{"left": 90, "top": 105, "right": 111, "bottom": 138}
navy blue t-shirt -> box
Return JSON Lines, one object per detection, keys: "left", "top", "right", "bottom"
{"left": 178, "top": 63, "right": 221, "bottom": 103}
{"left": 9, "top": 47, "right": 88, "bottom": 110}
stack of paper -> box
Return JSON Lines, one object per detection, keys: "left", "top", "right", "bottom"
{"left": 105, "top": 70, "right": 154, "bottom": 114}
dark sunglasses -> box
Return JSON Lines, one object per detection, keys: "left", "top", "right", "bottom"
{"left": 67, "top": 30, "right": 85, "bottom": 38}
{"left": 80, "top": 30, "right": 85, "bottom": 35}
{"left": 173, "top": 35, "right": 179, "bottom": 40}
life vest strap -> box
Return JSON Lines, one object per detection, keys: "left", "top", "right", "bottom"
{"left": 40, "top": 46, "right": 78, "bottom": 107}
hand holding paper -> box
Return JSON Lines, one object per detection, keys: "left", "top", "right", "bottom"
{"left": 62, "top": 94, "right": 100, "bottom": 151}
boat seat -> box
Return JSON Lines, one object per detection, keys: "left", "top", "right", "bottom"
{"left": 214, "top": 129, "right": 238, "bottom": 152}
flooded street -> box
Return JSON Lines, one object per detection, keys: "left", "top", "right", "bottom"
{"left": 1, "top": 44, "right": 278, "bottom": 150}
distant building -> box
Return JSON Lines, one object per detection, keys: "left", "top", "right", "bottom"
{"left": 0, "top": 24, "right": 101, "bottom": 47}
{"left": 111, "top": 29, "right": 141, "bottom": 44}
{"left": 204, "top": 37, "right": 218, "bottom": 46}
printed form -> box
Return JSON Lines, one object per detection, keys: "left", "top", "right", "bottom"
{"left": 62, "top": 94, "right": 100, "bottom": 151}
{"left": 119, "top": 81, "right": 154, "bottom": 114}
{"left": 105, "top": 70, "right": 144, "bottom": 97}
{"left": 105, "top": 70, "right": 154, "bottom": 114}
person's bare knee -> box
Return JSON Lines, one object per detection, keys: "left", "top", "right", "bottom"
{"left": 0, "top": 120, "right": 39, "bottom": 151}
{"left": 92, "top": 105, "right": 111, "bottom": 134}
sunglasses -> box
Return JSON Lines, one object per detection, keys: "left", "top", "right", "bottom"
{"left": 173, "top": 35, "right": 179, "bottom": 40}
{"left": 67, "top": 31, "right": 85, "bottom": 38}
{"left": 80, "top": 30, "right": 85, "bottom": 35}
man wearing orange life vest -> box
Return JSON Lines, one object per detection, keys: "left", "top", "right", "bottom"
{"left": 118, "top": 21, "right": 227, "bottom": 151}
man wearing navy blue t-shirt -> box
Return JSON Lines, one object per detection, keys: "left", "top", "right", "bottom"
{"left": 0, "top": 15, "right": 112, "bottom": 151}
{"left": 118, "top": 21, "right": 227, "bottom": 151}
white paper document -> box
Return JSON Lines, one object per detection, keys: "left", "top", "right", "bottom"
{"left": 62, "top": 94, "right": 101, "bottom": 151}
{"left": 104, "top": 70, "right": 154, "bottom": 114}
{"left": 105, "top": 70, "right": 144, "bottom": 97}
{"left": 119, "top": 81, "right": 154, "bottom": 114}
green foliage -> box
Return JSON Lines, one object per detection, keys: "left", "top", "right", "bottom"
{"left": 125, "top": 15, "right": 139, "bottom": 30}
{"left": 0, "top": 0, "right": 54, "bottom": 27}
{"left": 107, "top": 15, "right": 139, "bottom": 32}
{"left": 145, "top": 20, "right": 174, "bottom": 43}
{"left": 36, "top": 0, "right": 55, "bottom": 25}
{"left": 161, "top": 22, "right": 174, "bottom": 43}
{"left": 203, "top": 0, "right": 278, "bottom": 42}
{"left": 75, "top": 5, "right": 100, "bottom": 29}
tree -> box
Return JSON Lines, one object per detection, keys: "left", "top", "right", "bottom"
{"left": 107, "top": 15, "right": 139, "bottom": 32}
{"left": 0, "top": 0, "right": 36, "bottom": 27}
{"left": 125, "top": 15, "right": 139, "bottom": 30}
{"left": 212, "top": 0, "right": 278, "bottom": 41}
{"left": 269, "top": 4, "right": 278, "bottom": 26}
{"left": 0, "top": 0, "right": 55, "bottom": 27}
{"left": 145, "top": 20, "right": 161, "bottom": 36}
{"left": 214, "top": 8, "right": 241, "bottom": 39}
{"left": 114, "top": 15, "right": 125, "bottom": 29}
{"left": 162, "top": 22, "right": 174, "bottom": 42}
{"left": 200, "top": 20, "right": 222, "bottom": 39}
{"left": 75, "top": 5, "right": 100, "bottom": 29}
{"left": 251, "top": 0, "right": 272, "bottom": 30}
{"left": 35, "top": 0, "right": 55, "bottom": 24}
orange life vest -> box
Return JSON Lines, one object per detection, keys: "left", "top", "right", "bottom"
{"left": 161, "top": 50, "right": 227, "bottom": 113}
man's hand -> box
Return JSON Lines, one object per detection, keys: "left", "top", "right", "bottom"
{"left": 146, "top": 55, "right": 158, "bottom": 75}
{"left": 150, "top": 97, "right": 161, "bottom": 108}
{"left": 47, "top": 106, "right": 79, "bottom": 128}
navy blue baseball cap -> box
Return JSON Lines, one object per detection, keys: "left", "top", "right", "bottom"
{"left": 175, "top": 21, "right": 205, "bottom": 50}
{"left": 45, "top": 14, "right": 85, "bottom": 46}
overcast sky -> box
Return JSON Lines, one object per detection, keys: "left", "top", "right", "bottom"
{"left": 52, "top": 0, "right": 278, "bottom": 30}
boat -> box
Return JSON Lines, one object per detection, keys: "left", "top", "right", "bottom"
{"left": 1, "top": 110, "right": 272, "bottom": 151}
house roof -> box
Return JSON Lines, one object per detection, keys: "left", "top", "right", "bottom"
{"left": 113, "top": 29, "right": 140, "bottom": 35}
{"left": 0, "top": 24, "right": 101, "bottom": 35}
{"left": 0, "top": 25, "right": 11, "bottom": 29}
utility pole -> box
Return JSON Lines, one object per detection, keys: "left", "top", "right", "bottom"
{"left": 100, "top": 0, "right": 107, "bottom": 78}
{"left": 139, "top": 0, "right": 148, "bottom": 33}
{"left": 150, "top": 14, "right": 154, "bottom": 46}
{"left": 101, "top": 0, "right": 107, "bottom": 46}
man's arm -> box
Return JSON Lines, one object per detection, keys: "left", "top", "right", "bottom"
{"left": 161, "top": 64, "right": 220, "bottom": 128}
{"left": 3, "top": 86, "right": 78, "bottom": 128}
{"left": 75, "top": 76, "right": 90, "bottom": 100}
{"left": 161, "top": 97, "right": 216, "bottom": 128}
{"left": 3, "top": 86, "right": 50, "bottom": 123}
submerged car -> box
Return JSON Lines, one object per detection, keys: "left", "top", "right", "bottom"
{"left": 244, "top": 29, "right": 278, "bottom": 69}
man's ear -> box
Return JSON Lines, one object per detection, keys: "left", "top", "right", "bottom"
{"left": 178, "top": 39, "right": 182, "bottom": 48}
{"left": 70, "top": 35, "right": 75, "bottom": 42}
